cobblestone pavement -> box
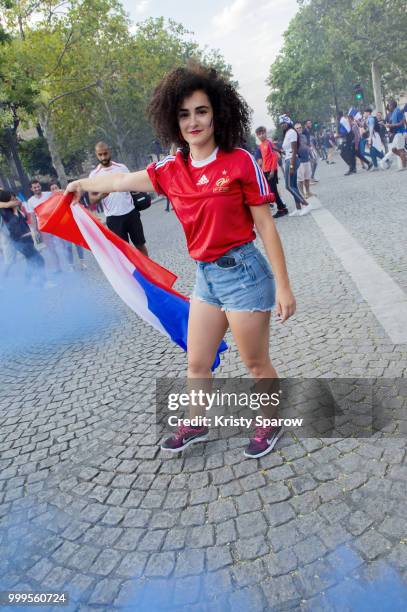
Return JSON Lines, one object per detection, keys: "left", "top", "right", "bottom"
{"left": 1, "top": 156, "right": 407, "bottom": 611}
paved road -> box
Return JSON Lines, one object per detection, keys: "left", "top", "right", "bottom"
{"left": 1, "top": 155, "right": 407, "bottom": 611}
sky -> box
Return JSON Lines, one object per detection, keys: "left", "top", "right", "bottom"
{"left": 122, "top": 0, "right": 299, "bottom": 129}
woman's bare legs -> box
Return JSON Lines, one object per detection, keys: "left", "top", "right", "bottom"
{"left": 187, "top": 299, "right": 229, "bottom": 377}
{"left": 226, "top": 310, "right": 283, "bottom": 457}
{"left": 226, "top": 309, "right": 280, "bottom": 426}
{"left": 187, "top": 298, "right": 228, "bottom": 417}
{"left": 225, "top": 310, "right": 276, "bottom": 378}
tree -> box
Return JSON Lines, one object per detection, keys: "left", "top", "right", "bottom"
{"left": 267, "top": 3, "right": 362, "bottom": 123}
{"left": 1, "top": 0, "right": 130, "bottom": 184}
{"left": 300, "top": 0, "right": 407, "bottom": 113}
{"left": 19, "top": 136, "right": 55, "bottom": 176}
{"left": 0, "top": 3, "right": 236, "bottom": 183}
{"left": 267, "top": 0, "right": 407, "bottom": 123}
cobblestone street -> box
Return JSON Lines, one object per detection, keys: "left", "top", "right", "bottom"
{"left": 1, "top": 156, "right": 407, "bottom": 611}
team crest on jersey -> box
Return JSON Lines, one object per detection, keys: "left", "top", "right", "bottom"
{"left": 214, "top": 172, "right": 231, "bottom": 192}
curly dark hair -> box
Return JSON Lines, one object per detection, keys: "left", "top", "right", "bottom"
{"left": 148, "top": 63, "right": 251, "bottom": 152}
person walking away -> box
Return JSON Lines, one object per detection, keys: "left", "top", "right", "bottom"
{"left": 309, "top": 134, "right": 319, "bottom": 182}
{"left": 350, "top": 116, "right": 372, "bottom": 171}
{"left": 89, "top": 142, "right": 149, "bottom": 255}
{"left": 324, "top": 131, "right": 335, "bottom": 164}
{"left": 302, "top": 120, "right": 318, "bottom": 182}
{"left": 338, "top": 111, "right": 356, "bottom": 175}
{"left": 294, "top": 122, "right": 314, "bottom": 198}
{"left": 255, "top": 126, "right": 288, "bottom": 218}
{"left": 318, "top": 132, "right": 328, "bottom": 161}
{"left": 279, "top": 116, "right": 309, "bottom": 216}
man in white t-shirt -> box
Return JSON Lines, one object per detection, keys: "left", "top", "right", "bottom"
{"left": 26, "top": 180, "right": 62, "bottom": 273}
{"left": 279, "top": 115, "right": 309, "bottom": 216}
{"left": 89, "top": 142, "right": 148, "bottom": 255}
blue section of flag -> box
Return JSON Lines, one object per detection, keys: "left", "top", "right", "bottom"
{"left": 133, "top": 270, "right": 227, "bottom": 370}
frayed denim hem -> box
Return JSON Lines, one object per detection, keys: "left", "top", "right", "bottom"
{"left": 221, "top": 306, "right": 274, "bottom": 313}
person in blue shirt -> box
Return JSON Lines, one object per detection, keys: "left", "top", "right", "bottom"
{"left": 386, "top": 99, "right": 406, "bottom": 170}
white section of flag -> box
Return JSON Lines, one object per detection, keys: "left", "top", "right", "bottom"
{"left": 71, "top": 205, "right": 168, "bottom": 338}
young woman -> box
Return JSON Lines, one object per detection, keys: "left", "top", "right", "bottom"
{"left": 65, "top": 64, "right": 296, "bottom": 459}
{"left": 279, "top": 116, "right": 310, "bottom": 216}
{"left": 0, "top": 190, "right": 47, "bottom": 285}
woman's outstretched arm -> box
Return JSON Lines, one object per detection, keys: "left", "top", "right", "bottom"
{"left": 65, "top": 169, "right": 154, "bottom": 201}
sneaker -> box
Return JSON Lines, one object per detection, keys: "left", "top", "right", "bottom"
{"left": 289, "top": 209, "right": 301, "bottom": 217}
{"left": 272, "top": 209, "right": 288, "bottom": 218}
{"left": 366, "top": 162, "right": 373, "bottom": 171}
{"left": 310, "top": 178, "right": 319, "bottom": 184}
{"left": 299, "top": 207, "right": 311, "bottom": 216}
{"left": 306, "top": 192, "right": 317, "bottom": 197}
{"left": 344, "top": 170, "right": 356, "bottom": 176}
{"left": 397, "top": 166, "right": 407, "bottom": 172}
{"left": 160, "top": 423, "right": 209, "bottom": 453}
{"left": 244, "top": 425, "right": 284, "bottom": 458}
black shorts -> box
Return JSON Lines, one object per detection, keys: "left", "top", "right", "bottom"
{"left": 106, "top": 208, "right": 146, "bottom": 246}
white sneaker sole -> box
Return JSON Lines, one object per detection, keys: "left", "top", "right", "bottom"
{"left": 160, "top": 433, "right": 208, "bottom": 453}
{"left": 243, "top": 427, "right": 285, "bottom": 459}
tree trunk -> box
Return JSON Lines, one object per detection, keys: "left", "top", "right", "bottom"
{"left": 0, "top": 167, "right": 14, "bottom": 191}
{"left": 371, "top": 61, "right": 384, "bottom": 115}
{"left": 100, "top": 96, "right": 130, "bottom": 167}
{"left": 116, "top": 132, "right": 130, "bottom": 168}
{"left": 5, "top": 129, "right": 31, "bottom": 197}
{"left": 39, "top": 111, "right": 68, "bottom": 187}
{"left": 331, "top": 79, "right": 339, "bottom": 117}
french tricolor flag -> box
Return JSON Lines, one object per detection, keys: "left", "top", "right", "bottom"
{"left": 36, "top": 193, "right": 227, "bottom": 369}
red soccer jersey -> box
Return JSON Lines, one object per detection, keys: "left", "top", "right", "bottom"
{"left": 147, "top": 148, "right": 275, "bottom": 262}
{"left": 259, "top": 140, "right": 279, "bottom": 173}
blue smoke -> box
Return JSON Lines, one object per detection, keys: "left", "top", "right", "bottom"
{"left": 0, "top": 266, "right": 121, "bottom": 358}
{"left": 321, "top": 546, "right": 407, "bottom": 611}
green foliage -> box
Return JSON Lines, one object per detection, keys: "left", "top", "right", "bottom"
{"left": 268, "top": 0, "right": 407, "bottom": 123}
{"left": 0, "top": 3, "right": 236, "bottom": 177}
{"left": 19, "top": 137, "right": 55, "bottom": 176}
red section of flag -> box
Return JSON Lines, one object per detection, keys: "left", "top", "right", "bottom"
{"left": 36, "top": 192, "right": 177, "bottom": 289}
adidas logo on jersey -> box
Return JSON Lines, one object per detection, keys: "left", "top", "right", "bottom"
{"left": 196, "top": 174, "right": 209, "bottom": 186}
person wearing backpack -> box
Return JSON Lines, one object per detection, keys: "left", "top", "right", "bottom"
{"left": 88, "top": 142, "right": 149, "bottom": 255}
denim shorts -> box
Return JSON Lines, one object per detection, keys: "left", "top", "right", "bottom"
{"left": 192, "top": 242, "right": 275, "bottom": 312}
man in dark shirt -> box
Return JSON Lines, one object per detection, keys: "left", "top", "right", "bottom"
{"left": 295, "top": 123, "right": 314, "bottom": 198}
